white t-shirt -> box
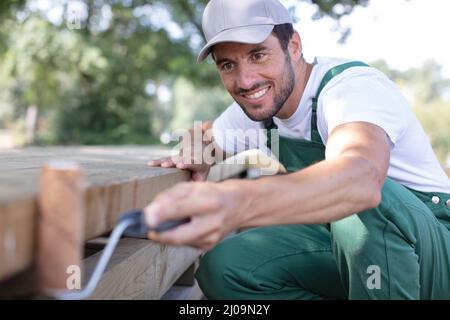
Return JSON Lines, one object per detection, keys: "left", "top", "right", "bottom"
{"left": 213, "top": 57, "right": 450, "bottom": 193}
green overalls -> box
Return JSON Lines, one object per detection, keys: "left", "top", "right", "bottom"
{"left": 196, "top": 62, "right": 450, "bottom": 299}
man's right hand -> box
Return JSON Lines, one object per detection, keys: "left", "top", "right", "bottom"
{"left": 147, "top": 122, "right": 215, "bottom": 181}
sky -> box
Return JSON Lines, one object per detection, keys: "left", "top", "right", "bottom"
{"left": 284, "top": 0, "right": 450, "bottom": 78}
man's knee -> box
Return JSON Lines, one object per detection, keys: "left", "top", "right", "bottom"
{"left": 195, "top": 238, "right": 246, "bottom": 300}
{"left": 331, "top": 178, "right": 428, "bottom": 255}
{"left": 330, "top": 208, "right": 385, "bottom": 254}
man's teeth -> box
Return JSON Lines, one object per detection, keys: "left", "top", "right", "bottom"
{"left": 245, "top": 87, "right": 269, "bottom": 99}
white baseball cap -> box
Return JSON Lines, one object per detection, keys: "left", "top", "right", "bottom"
{"left": 197, "top": 0, "right": 293, "bottom": 62}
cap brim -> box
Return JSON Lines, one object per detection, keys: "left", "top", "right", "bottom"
{"left": 197, "top": 24, "right": 274, "bottom": 63}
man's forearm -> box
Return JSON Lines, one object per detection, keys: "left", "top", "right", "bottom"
{"left": 233, "top": 155, "right": 383, "bottom": 228}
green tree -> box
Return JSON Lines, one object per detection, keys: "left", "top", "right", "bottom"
{"left": 169, "top": 77, "right": 232, "bottom": 131}
{"left": 0, "top": 0, "right": 370, "bottom": 146}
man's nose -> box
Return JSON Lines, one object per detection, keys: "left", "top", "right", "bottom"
{"left": 236, "top": 65, "right": 258, "bottom": 91}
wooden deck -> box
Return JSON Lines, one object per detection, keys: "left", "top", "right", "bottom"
{"left": 0, "top": 146, "right": 246, "bottom": 299}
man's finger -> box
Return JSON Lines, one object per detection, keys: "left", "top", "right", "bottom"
{"left": 144, "top": 184, "right": 220, "bottom": 228}
{"left": 147, "top": 213, "right": 221, "bottom": 247}
{"left": 176, "top": 162, "right": 208, "bottom": 173}
{"left": 161, "top": 161, "right": 177, "bottom": 168}
{"left": 147, "top": 156, "right": 172, "bottom": 167}
{"left": 144, "top": 183, "right": 194, "bottom": 227}
{"left": 191, "top": 171, "right": 209, "bottom": 181}
{"left": 148, "top": 155, "right": 187, "bottom": 168}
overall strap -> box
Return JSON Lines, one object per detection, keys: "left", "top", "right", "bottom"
{"left": 263, "top": 118, "right": 278, "bottom": 150}
{"left": 264, "top": 61, "right": 370, "bottom": 149}
{"left": 311, "top": 61, "right": 369, "bottom": 144}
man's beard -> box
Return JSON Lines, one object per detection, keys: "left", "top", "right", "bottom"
{"left": 236, "top": 54, "right": 296, "bottom": 122}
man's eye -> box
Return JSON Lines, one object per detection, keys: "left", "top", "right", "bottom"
{"left": 221, "top": 63, "right": 234, "bottom": 71}
{"left": 253, "top": 53, "right": 266, "bottom": 61}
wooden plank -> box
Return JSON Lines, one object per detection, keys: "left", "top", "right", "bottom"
{"left": 37, "top": 162, "right": 85, "bottom": 292}
{"left": 161, "top": 259, "right": 205, "bottom": 300}
{"left": 82, "top": 237, "right": 201, "bottom": 300}
{"left": 0, "top": 146, "right": 179, "bottom": 204}
{"left": 160, "top": 281, "right": 204, "bottom": 300}
{"left": 0, "top": 147, "right": 189, "bottom": 282}
{"left": 0, "top": 146, "right": 247, "bottom": 283}
{"left": 82, "top": 171, "right": 190, "bottom": 239}
{"left": 0, "top": 199, "right": 36, "bottom": 281}
{"left": 174, "top": 260, "right": 199, "bottom": 286}
{"left": 0, "top": 267, "right": 37, "bottom": 299}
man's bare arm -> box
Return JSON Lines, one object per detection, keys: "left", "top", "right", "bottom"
{"left": 237, "top": 121, "right": 390, "bottom": 227}
{"left": 144, "top": 121, "right": 390, "bottom": 249}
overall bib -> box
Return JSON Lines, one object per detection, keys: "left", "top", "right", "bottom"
{"left": 196, "top": 62, "right": 450, "bottom": 299}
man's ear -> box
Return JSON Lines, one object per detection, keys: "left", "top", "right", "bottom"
{"left": 288, "top": 31, "right": 303, "bottom": 61}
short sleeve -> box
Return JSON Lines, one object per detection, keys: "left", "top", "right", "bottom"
{"left": 318, "top": 70, "right": 409, "bottom": 146}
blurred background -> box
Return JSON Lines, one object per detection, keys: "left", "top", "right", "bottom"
{"left": 0, "top": 0, "right": 449, "bottom": 173}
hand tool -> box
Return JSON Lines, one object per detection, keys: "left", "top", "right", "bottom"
{"left": 49, "top": 156, "right": 276, "bottom": 300}
{"left": 49, "top": 210, "right": 189, "bottom": 300}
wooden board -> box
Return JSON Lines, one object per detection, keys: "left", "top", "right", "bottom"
{"left": 161, "top": 281, "right": 204, "bottom": 300}
{"left": 83, "top": 238, "right": 201, "bottom": 300}
{"left": 0, "top": 146, "right": 246, "bottom": 284}
{"left": 0, "top": 199, "right": 36, "bottom": 282}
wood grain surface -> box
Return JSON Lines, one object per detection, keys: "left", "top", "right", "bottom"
{"left": 0, "top": 146, "right": 246, "bottom": 287}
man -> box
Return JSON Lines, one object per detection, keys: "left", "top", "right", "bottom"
{"left": 147, "top": 0, "right": 450, "bottom": 299}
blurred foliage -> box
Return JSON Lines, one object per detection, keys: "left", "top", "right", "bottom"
{"left": 309, "top": 0, "right": 369, "bottom": 43}
{"left": 169, "top": 77, "right": 232, "bottom": 131}
{"left": 1, "top": 0, "right": 448, "bottom": 169}
{"left": 372, "top": 59, "right": 450, "bottom": 165}
{"left": 311, "top": 0, "right": 368, "bottom": 19}
{"left": 413, "top": 101, "right": 450, "bottom": 164}
{"left": 372, "top": 59, "right": 450, "bottom": 104}
{"left": 0, "top": 0, "right": 369, "bottom": 145}
{"left": 0, "top": 0, "right": 26, "bottom": 22}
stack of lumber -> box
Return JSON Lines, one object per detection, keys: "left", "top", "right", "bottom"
{"left": 0, "top": 146, "right": 246, "bottom": 299}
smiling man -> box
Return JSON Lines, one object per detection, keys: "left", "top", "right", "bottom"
{"left": 146, "top": 0, "right": 450, "bottom": 299}
{"left": 213, "top": 33, "right": 300, "bottom": 122}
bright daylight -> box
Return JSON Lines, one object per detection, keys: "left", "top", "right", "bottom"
{"left": 0, "top": 0, "right": 449, "bottom": 305}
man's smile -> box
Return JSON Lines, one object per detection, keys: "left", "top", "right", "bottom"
{"left": 240, "top": 85, "right": 272, "bottom": 103}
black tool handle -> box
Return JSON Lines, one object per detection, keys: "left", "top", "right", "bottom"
{"left": 153, "top": 218, "right": 191, "bottom": 232}
{"left": 120, "top": 209, "right": 190, "bottom": 238}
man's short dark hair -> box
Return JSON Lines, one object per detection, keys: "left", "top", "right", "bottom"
{"left": 272, "top": 23, "right": 294, "bottom": 53}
